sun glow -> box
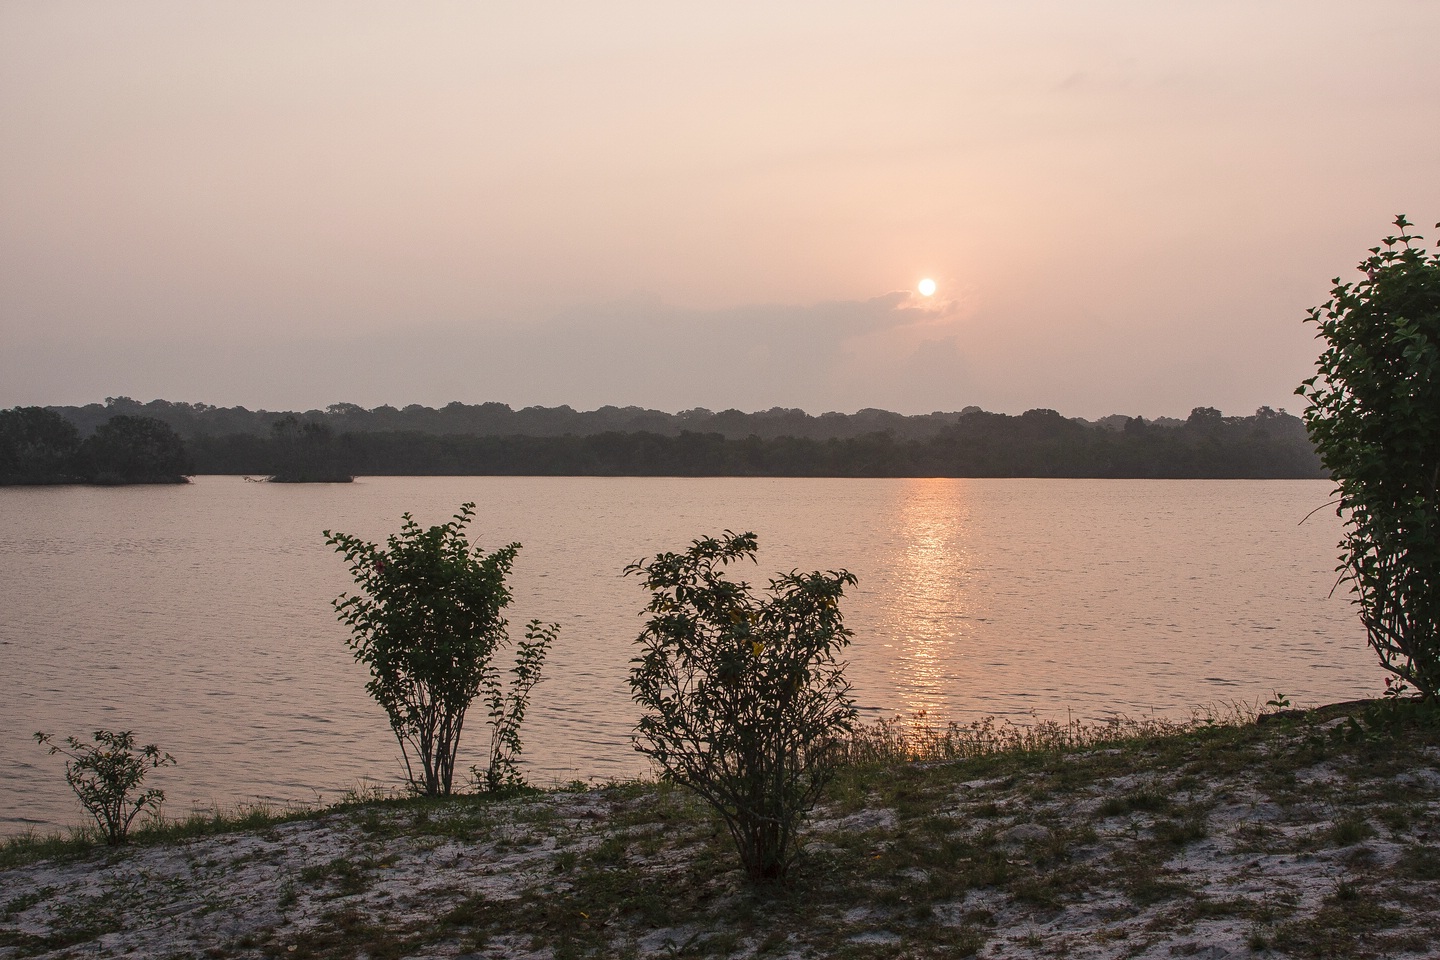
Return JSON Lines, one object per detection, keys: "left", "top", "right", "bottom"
{"left": 917, "top": 278, "right": 937, "bottom": 297}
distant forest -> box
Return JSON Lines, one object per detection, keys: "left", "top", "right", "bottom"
{"left": 0, "top": 406, "right": 190, "bottom": 485}
{"left": 11, "top": 397, "right": 1327, "bottom": 480}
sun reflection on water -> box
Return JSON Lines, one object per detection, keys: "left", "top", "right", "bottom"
{"left": 870, "top": 478, "right": 985, "bottom": 721}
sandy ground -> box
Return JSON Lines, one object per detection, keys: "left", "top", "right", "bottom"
{"left": 4, "top": 713, "right": 1439, "bottom": 959}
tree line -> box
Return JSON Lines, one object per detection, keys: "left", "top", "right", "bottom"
{"left": 4, "top": 401, "right": 1323, "bottom": 482}
{"left": 184, "top": 405, "right": 1321, "bottom": 479}
{"left": 50, "top": 396, "right": 1180, "bottom": 442}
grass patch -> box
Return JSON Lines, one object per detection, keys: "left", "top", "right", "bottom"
{"left": 1098, "top": 789, "right": 1173, "bottom": 817}
{"left": 0, "top": 785, "right": 546, "bottom": 871}
{"left": 297, "top": 856, "right": 375, "bottom": 898}
{"left": 835, "top": 706, "right": 1255, "bottom": 769}
{"left": 1271, "top": 885, "right": 1406, "bottom": 958}
{"left": 260, "top": 906, "right": 416, "bottom": 960}
{"left": 1397, "top": 844, "right": 1440, "bottom": 882}
{"left": 1151, "top": 814, "right": 1210, "bottom": 848}
{"left": 1326, "top": 815, "right": 1377, "bottom": 847}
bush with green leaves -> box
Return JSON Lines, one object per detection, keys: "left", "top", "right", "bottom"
{"left": 326, "top": 503, "right": 557, "bottom": 796}
{"left": 627, "top": 531, "right": 857, "bottom": 882}
{"left": 1297, "top": 214, "right": 1440, "bottom": 696}
{"left": 33, "top": 729, "right": 175, "bottom": 845}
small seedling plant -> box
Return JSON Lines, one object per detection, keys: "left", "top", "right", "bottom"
{"left": 33, "top": 729, "right": 174, "bottom": 845}
{"left": 627, "top": 531, "right": 857, "bottom": 882}
{"left": 476, "top": 618, "right": 556, "bottom": 792}
{"left": 327, "top": 503, "right": 557, "bottom": 796}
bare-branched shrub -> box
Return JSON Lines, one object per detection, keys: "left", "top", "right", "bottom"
{"left": 34, "top": 729, "right": 175, "bottom": 845}
{"left": 627, "top": 531, "right": 856, "bottom": 882}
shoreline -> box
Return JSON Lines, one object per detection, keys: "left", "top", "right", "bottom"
{"left": 4, "top": 700, "right": 1438, "bottom": 959}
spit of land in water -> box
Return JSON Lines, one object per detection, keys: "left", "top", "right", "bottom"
{"left": 3, "top": 700, "right": 1439, "bottom": 960}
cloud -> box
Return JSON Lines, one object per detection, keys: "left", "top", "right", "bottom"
{"left": 0, "top": 292, "right": 948, "bottom": 414}
{"left": 433, "top": 292, "right": 935, "bottom": 412}
{"left": 0, "top": 267, "right": 1325, "bottom": 420}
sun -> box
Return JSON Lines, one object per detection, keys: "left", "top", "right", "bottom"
{"left": 917, "top": 278, "right": 937, "bottom": 297}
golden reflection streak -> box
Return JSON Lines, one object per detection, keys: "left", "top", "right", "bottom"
{"left": 879, "top": 478, "right": 983, "bottom": 722}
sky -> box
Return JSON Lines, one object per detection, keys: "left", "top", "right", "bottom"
{"left": 2, "top": 2, "right": 1438, "bottom": 420}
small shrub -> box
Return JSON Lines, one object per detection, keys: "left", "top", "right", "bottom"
{"left": 627, "top": 531, "right": 857, "bottom": 882}
{"left": 33, "top": 729, "right": 175, "bottom": 845}
{"left": 326, "top": 503, "right": 557, "bottom": 796}
{"left": 478, "top": 617, "right": 555, "bottom": 791}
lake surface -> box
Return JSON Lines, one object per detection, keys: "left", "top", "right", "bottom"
{"left": 0, "top": 477, "right": 1380, "bottom": 834}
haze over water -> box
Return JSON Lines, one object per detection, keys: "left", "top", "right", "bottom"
{"left": 0, "top": 476, "right": 1379, "bottom": 835}
{"left": 4, "top": 4, "right": 1438, "bottom": 416}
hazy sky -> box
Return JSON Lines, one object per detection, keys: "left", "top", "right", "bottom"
{"left": 3, "top": 2, "right": 1437, "bottom": 418}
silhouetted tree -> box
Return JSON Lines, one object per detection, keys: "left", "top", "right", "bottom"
{"left": 78, "top": 415, "right": 190, "bottom": 484}
{"left": 269, "top": 416, "right": 352, "bottom": 482}
{"left": 0, "top": 407, "right": 81, "bottom": 484}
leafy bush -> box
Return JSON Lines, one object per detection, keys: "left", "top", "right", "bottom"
{"left": 1297, "top": 215, "right": 1440, "bottom": 696}
{"left": 326, "top": 503, "right": 557, "bottom": 796}
{"left": 33, "top": 729, "right": 175, "bottom": 845}
{"left": 627, "top": 531, "right": 856, "bottom": 881}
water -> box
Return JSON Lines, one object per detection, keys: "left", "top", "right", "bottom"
{"left": 0, "top": 477, "right": 1378, "bottom": 834}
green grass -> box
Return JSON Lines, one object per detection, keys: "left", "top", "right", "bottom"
{"left": 0, "top": 783, "right": 546, "bottom": 871}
